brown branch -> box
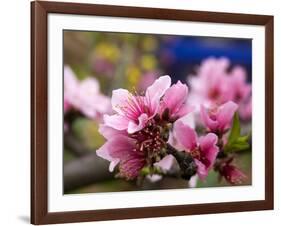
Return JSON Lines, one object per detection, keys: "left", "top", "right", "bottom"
{"left": 166, "top": 143, "right": 197, "bottom": 180}
{"left": 64, "top": 130, "right": 90, "bottom": 157}
{"left": 63, "top": 152, "right": 113, "bottom": 192}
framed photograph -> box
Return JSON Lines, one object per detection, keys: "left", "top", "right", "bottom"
{"left": 31, "top": 1, "right": 274, "bottom": 224}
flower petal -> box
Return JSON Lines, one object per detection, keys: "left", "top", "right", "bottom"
{"left": 64, "top": 66, "right": 78, "bottom": 92}
{"left": 194, "top": 159, "right": 208, "bottom": 180}
{"left": 162, "top": 81, "right": 188, "bottom": 117}
{"left": 96, "top": 135, "right": 136, "bottom": 172}
{"left": 175, "top": 104, "right": 194, "bottom": 119}
{"left": 154, "top": 155, "right": 174, "bottom": 171}
{"left": 127, "top": 113, "right": 149, "bottom": 134}
{"left": 145, "top": 75, "right": 171, "bottom": 111}
{"left": 104, "top": 114, "right": 129, "bottom": 131}
{"left": 217, "top": 101, "right": 238, "bottom": 131}
{"left": 96, "top": 143, "right": 119, "bottom": 172}
{"left": 79, "top": 78, "right": 100, "bottom": 95}
{"left": 111, "top": 89, "right": 130, "bottom": 115}
{"left": 200, "top": 105, "right": 219, "bottom": 131}
{"left": 198, "top": 133, "right": 219, "bottom": 170}
{"left": 64, "top": 66, "right": 79, "bottom": 105}
{"left": 176, "top": 111, "right": 196, "bottom": 129}
{"left": 109, "top": 159, "right": 120, "bottom": 172}
{"left": 99, "top": 124, "right": 126, "bottom": 140}
{"left": 174, "top": 120, "right": 197, "bottom": 151}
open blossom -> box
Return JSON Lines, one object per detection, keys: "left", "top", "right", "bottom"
{"left": 104, "top": 76, "right": 171, "bottom": 134}
{"left": 104, "top": 75, "right": 191, "bottom": 134}
{"left": 64, "top": 66, "right": 111, "bottom": 119}
{"left": 188, "top": 58, "right": 233, "bottom": 108}
{"left": 187, "top": 58, "right": 252, "bottom": 119}
{"left": 200, "top": 101, "right": 238, "bottom": 133}
{"left": 173, "top": 121, "right": 219, "bottom": 180}
{"left": 97, "top": 121, "right": 172, "bottom": 180}
{"left": 97, "top": 76, "right": 194, "bottom": 180}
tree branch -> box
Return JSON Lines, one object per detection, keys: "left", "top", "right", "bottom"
{"left": 64, "top": 130, "right": 90, "bottom": 157}
{"left": 63, "top": 152, "right": 113, "bottom": 192}
{"left": 166, "top": 143, "right": 197, "bottom": 180}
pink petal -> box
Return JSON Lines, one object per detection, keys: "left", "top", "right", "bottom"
{"left": 199, "top": 133, "right": 218, "bottom": 151}
{"left": 127, "top": 113, "right": 149, "bottom": 134}
{"left": 162, "top": 81, "right": 188, "bottom": 116}
{"left": 96, "top": 144, "right": 117, "bottom": 171}
{"left": 109, "top": 159, "right": 120, "bottom": 172}
{"left": 174, "top": 120, "right": 197, "bottom": 151}
{"left": 79, "top": 78, "right": 100, "bottom": 95}
{"left": 64, "top": 66, "right": 78, "bottom": 92}
{"left": 176, "top": 104, "right": 194, "bottom": 119}
{"left": 154, "top": 155, "right": 174, "bottom": 171}
{"left": 96, "top": 135, "right": 135, "bottom": 172}
{"left": 119, "top": 156, "right": 145, "bottom": 180}
{"left": 231, "top": 66, "right": 247, "bottom": 83}
{"left": 188, "top": 175, "right": 198, "bottom": 188}
{"left": 194, "top": 159, "right": 208, "bottom": 180}
{"left": 103, "top": 114, "right": 129, "bottom": 131}
{"left": 175, "top": 112, "right": 196, "bottom": 130}
{"left": 79, "top": 105, "right": 97, "bottom": 119}
{"left": 145, "top": 75, "right": 171, "bottom": 111}
{"left": 93, "top": 95, "right": 112, "bottom": 113}
{"left": 200, "top": 105, "right": 219, "bottom": 131}
{"left": 99, "top": 124, "right": 126, "bottom": 140}
{"left": 108, "top": 136, "right": 136, "bottom": 159}
{"left": 217, "top": 101, "right": 238, "bottom": 131}
{"left": 77, "top": 94, "right": 111, "bottom": 119}
{"left": 111, "top": 89, "right": 130, "bottom": 115}
{"left": 239, "top": 98, "right": 252, "bottom": 120}
{"left": 198, "top": 133, "right": 219, "bottom": 169}
{"left": 64, "top": 66, "right": 79, "bottom": 105}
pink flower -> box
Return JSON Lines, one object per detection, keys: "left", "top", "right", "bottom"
{"left": 77, "top": 78, "right": 111, "bottom": 119}
{"left": 219, "top": 160, "right": 247, "bottom": 184}
{"left": 104, "top": 76, "right": 171, "bottom": 134}
{"left": 96, "top": 134, "right": 145, "bottom": 180}
{"left": 230, "top": 67, "right": 251, "bottom": 104}
{"left": 173, "top": 121, "right": 219, "bottom": 180}
{"left": 160, "top": 81, "right": 193, "bottom": 121}
{"left": 64, "top": 66, "right": 111, "bottom": 119}
{"left": 200, "top": 101, "right": 238, "bottom": 133}
{"left": 97, "top": 120, "right": 172, "bottom": 180}
{"left": 188, "top": 58, "right": 233, "bottom": 108}
{"left": 188, "top": 58, "right": 252, "bottom": 120}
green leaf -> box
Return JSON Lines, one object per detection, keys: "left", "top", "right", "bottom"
{"left": 227, "top": 112, "right": 240, "bottom": 145}
{"left": 229, "top": 141, "right": 250, "bottom": 151}
{"left": 224, "top": 112, "right": 250, "bottom": 153}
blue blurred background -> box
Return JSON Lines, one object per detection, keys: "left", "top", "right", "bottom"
{"left": 157, "top": 36, "right": 252, "bottom": 83}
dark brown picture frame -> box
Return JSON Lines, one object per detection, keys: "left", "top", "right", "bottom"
{"left": 31, "top": 1, "right": 274, "bottom": 224}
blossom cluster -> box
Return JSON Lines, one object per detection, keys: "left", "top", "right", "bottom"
{"left": 188, "top": 58, "right": 252, "bottom": 120}
{"left": 97, "top": 70, "right": 249, "bottom": 184}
